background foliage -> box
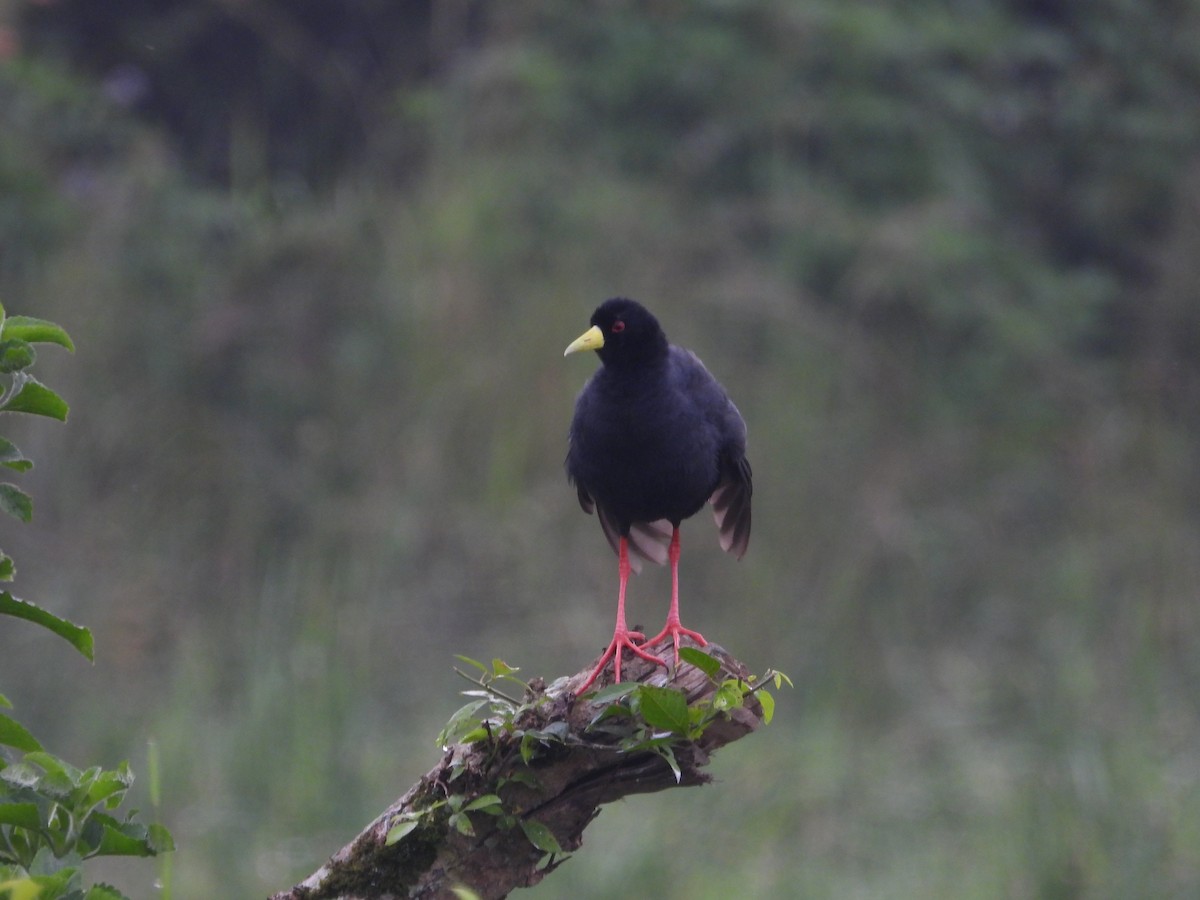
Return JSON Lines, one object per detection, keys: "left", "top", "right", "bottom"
{"left": 2, "top": 1, "right": 1199, "bottom": 896}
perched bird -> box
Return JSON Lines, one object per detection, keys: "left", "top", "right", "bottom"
{"left": 564, "top": 298, "right": 752, "bottom": 692}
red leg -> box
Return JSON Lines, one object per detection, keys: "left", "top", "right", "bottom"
{"left": 644, "top": 527, "right": 708, "bottom": 668}
{"left": 577, "top": 537, "right": 668, "bottom": 693}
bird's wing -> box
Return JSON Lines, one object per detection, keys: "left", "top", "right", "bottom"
{"left": 575, "top": 481, "right": 595, "bottom": 515}
{"left": 711, "top": 451, "right": 751, "bottom": 559}
{"left": 670, "top": 349, "right": 753, "bottom": 559}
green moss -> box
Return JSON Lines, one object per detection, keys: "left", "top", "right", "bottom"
{"left": 309, "top": 822, "right": 445, "bottom": 900}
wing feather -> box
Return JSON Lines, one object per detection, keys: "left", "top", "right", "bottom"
{"left": 711, "top": 454, "right": 752, "bottom": 559}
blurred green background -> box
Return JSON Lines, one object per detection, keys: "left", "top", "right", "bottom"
{"left": 2, "top": 1, "right": 1199, "bottom": 897}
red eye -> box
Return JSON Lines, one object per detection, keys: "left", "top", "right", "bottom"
{"left": 611, "top": 320, "right": 625, "bottom": 333}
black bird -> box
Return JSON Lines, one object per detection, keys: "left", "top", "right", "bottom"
{"left": 564, "top": 298, "right": 752, "bottom": 691}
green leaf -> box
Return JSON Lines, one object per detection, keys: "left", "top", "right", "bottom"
{"left": 0, "top": 692, "right": 11, "bottom": 708}
{"left": 0, "top": 593, "right": 94, "bottom": 660}
{"left": 27, "top": 848, "right": 79, "bottom": 879}
{"left": 0, "top": 340, "right": 35, "bottom": 374}
{"left": 0, "top": 438, "right": 32, "bottom": 473}
{"left": 758, "top": 689, "right": 775, "bottom": 725}
{"left": 436, "top": 700, "right": 487, "bottom": 748}
{"left": 711, "top": 680, "right": 746, "bottom": 713}
{"left": 452, "top": 655, "right": 488, "bottom": 676}
{"left": 634, "top": 686, "right": 690, "bottom": 735}
{"left": 519, "top": 818, "right": 565, "bottom": 854}
{"left": 22, "top": 752, "right": 79, "bottom": 785}
{"left": 145, "top": 823, "right": 174, "bottom": 854}
{"left": 0, "top": 485, "right": 32, "bottom": 523}
{"left": 586, "top": 682, "right": 640, "bottom": 704}
{"left": 0, "top": 553, "right": 13, "bottom": 581}
{"left": 84, "top": 766, "right": 134, "bottom": 810}
{"left": 448, "top": 812, "right": 474, "bottom": 836}
{"left": 0, "top": 317, "right": 74, "bottom": 352}
{"left": 0, "top": 713, "right": 43, "bottom": 753}
{"left": 385, "top": 818, "right": 420, "bottom": 846}
{"left": 21, "top": 757, "right": 73, "bottom": 800}
{"left": 678, "top": 647, "right": 722, "bottom": 679}
{"left": 91, "top": 819, "right": 161, "bottom": 857}
{"left": 83, "top": 883, "right": 130, "bottom": 900}
{"left": 0, "top": 376, "right": 68, "bottom": 421}
{"left": 522, "top": 722, "right": 570, "bottom": 744}
{"left": 0, "top": 802, "right": 43, "bottom": 829}
{"left": 462, "top": 794, "right": 503, "bottom": 814}
{"left": 449, "top": 887, "right": 483, "bottom": 900}
{"left": 490, "top": 658, "right": 517, "bottom": 677}
{"left": 458, "top": 726, "right": 489, "bottom": 744}
{"left": 0, "top": 877, "right": 46, "bottom": 900}
{"left": 687, "top": 703, "right": 711, "bottom": 729}
{"left": 655, "top": 744, "right": 682, "bottom": 783}
{"left": 519, "top": 722, "right": 569, "bottom": 762}
{"left": 771, "top": 670, "right": 794, "bottom": 689}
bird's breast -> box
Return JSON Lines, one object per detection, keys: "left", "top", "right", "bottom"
{"left": 568, "top": 396, "right": 719, "bottom": 525}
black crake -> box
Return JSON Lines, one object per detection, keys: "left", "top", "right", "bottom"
{"left": 564, "top": 298, "right": 752, "bottom": 691}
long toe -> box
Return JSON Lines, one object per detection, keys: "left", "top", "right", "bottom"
{"left": 577, "top": 628, "right": 667, "bottom": 693}
{"left": 644, "top": 622, "right": 708, "bottom": 668}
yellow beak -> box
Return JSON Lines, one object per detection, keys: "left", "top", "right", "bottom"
{"left": 564, "top": 325, "right": 604, "bottom": 357}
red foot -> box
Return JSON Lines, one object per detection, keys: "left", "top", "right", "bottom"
{"left": 576, "top": 626, "right": 666, "bottom": 694}
{"left": 643, "top": 618, "right": 708, "bottom": 669}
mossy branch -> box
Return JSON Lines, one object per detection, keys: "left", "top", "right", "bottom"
{"left": 269, "top": 639, "right": 774, "bottom": 900}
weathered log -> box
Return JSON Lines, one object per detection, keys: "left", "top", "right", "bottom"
{"left": 270, "top": 638, "right": 766, "bottom": 900}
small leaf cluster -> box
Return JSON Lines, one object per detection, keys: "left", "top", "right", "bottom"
{"left": 387, "top": 779, "right": 565, "bottom": 859}
{"left": 405, "top": 658, "right": 565, "bottom": 853}
{"left": 0, "top": 306, "right": 73, "bottom": 524}
{"left": 0, "top": 306, "right": 173, "bottom": 900}
{"left": 0, "top": 305, "right": 87, "bottom": 666}
{"left": 386, "top": 657, "right": 573, "bottom": 860}
{"left": 583, "top": 648, "right": 790, "bottom": 782}
{"left": 436, "top": 656, "right": 533, "bottom": 751}
{"left": 0, "top": 751, "right": 174, "bottom": 897}
{"left": 437, "top": 657, "right": 574, "bottom": 770}
{"left": 386, "top": 791, "right": 508, "bottom": 846}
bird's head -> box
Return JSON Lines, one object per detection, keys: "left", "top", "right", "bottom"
{"left": 564, "top": 298, "right": 668, "bottom": 368}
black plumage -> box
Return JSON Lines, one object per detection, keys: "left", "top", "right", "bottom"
{"left": 564, "top": 298, "right": 752, "bottom": 691}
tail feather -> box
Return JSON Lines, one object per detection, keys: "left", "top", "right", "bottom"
{"left": 595, "top": 505, "right": 671, "bottom": 573}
